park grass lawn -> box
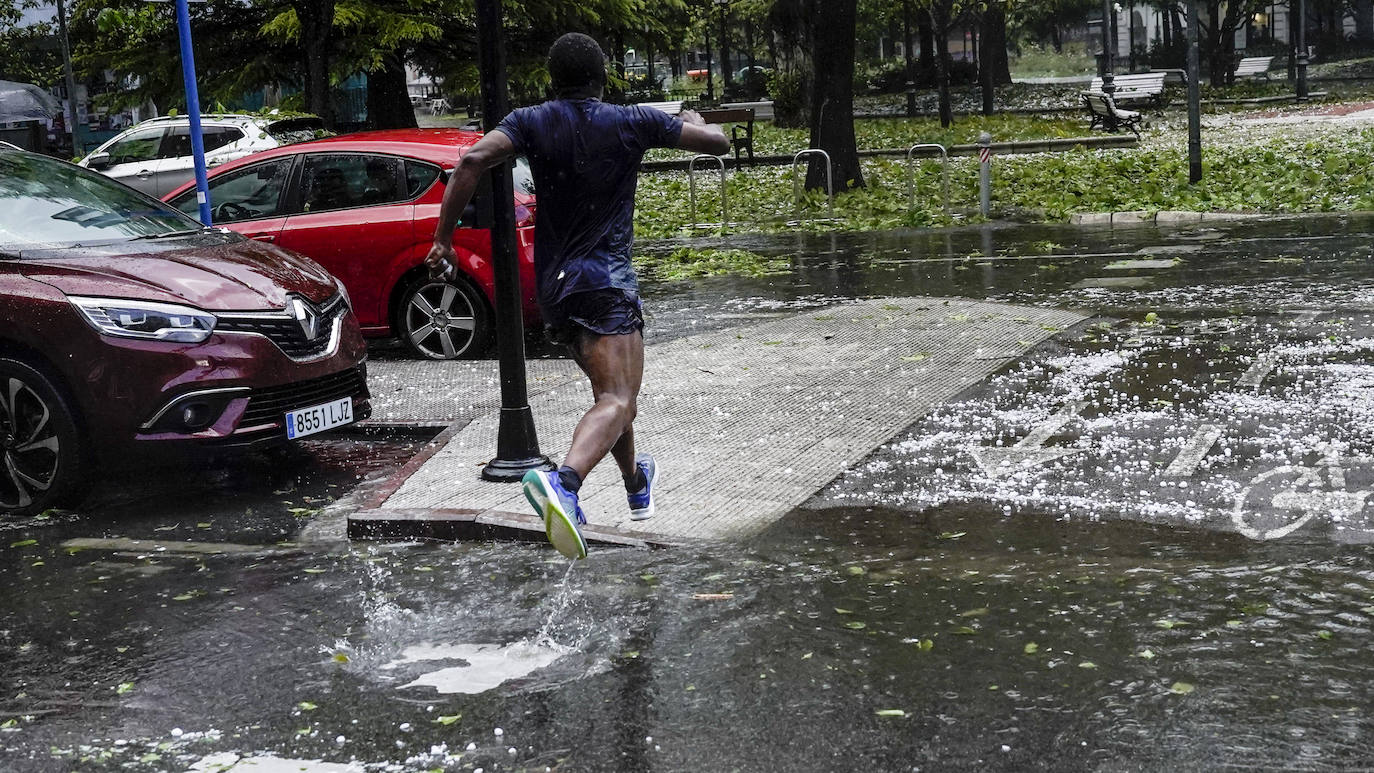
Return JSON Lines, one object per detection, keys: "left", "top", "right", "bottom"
{"left": 633, "top": 112, "right": 1374, "bottom": 243}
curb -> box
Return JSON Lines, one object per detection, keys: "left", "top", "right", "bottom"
{"left": 346, "top": 507, "right": 683, "bottom": 550}
{"left": 1069, "top": 210, "right": 1265, "bottom": 226}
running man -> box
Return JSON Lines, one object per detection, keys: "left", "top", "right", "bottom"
{"left": 425, "top": 32, "right": 730, "bottom": 559}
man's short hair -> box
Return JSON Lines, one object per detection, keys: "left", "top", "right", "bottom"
{"left": 549, "top": 32, "right": 607, "bottom": 98}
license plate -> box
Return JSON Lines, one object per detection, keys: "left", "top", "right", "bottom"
{"left": 285, "top": 397, "right": 354, "bottom": 440}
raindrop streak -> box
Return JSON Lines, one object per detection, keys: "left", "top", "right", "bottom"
{"left": 535, "top": 558, "right": 580, "bottom": 647}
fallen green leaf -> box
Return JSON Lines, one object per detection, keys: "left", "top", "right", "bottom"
{"left": 9, "top": 539, "right": 36, "bottom": 548}
{"left": 298, "top": 702, "right": 318, "bottom": 711}
{"left": 1170, "top": 681, "right": 1195, "bottom": 695}
{"left": 115, "top": 682, "right": 134, "bottom": 695}
{"left": 434, "top": 715, "right": 461, "bottom": 726}
{"left": 844, "top": 621, "right": 867, "bottom": 630}
{"left": 875, "top": 709, "right": 906, "bottom": 717}
{"left": 1023, "top": 642, "right": 1039, "bottom": 654}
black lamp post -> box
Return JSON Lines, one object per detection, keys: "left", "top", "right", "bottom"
{"left": 1099, "top": 0, "right": 1116, "bottom": 94}
{"left": 1187, "top": 0, "right": 1203, "bottom": 183}
{"left": 474, "top": 0, "right": 553, "bottom": 482}
{"left": 1296, "top": 0, "right": 1309, "bottom": 101}
{"left": 717, "top": 0, "right": 732, "bottom": 96}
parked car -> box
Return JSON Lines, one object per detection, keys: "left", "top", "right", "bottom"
{"left": 78, "top": 113, "right": 326, "bottom": 198}
{"left": 0, "top": 145, "right": 371, "bottom": 516}
{"left": 164, "top": 129, "right": 539, "bottom": 360}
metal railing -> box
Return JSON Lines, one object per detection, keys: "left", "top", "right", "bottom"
{"left": 687, "top": 154, "right": 728, "bottom": 228}
{"left": 905, "top": 143, "right": 950, "bottom": 215}
{"left": 791, "top": 149, "right": 834, "bottom": 224}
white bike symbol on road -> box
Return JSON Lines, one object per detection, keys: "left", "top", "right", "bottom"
{"left": 1232, "top": 449, "right": 1373, "bottom": 540}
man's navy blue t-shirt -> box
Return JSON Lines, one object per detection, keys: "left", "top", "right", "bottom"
{"left": 494, "top": 99, "right": 682, "bottom": 308}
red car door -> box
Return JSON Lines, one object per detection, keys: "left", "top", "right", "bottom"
{"left": 276, "top": 152, "right": 416, "bottom": 331}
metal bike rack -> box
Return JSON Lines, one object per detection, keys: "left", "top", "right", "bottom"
{"left": 688, "top": 154, "right": 728, "bottom": 228}
{"left": 791, "top": 149, "right": 835, "bottom": 223}
{"left": 905, "top": 143, "right": 950, "bottom": 214}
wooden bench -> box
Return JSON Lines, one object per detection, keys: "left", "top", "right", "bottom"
{"left": 1088, "top": 72, "right": 1168, "bottom": 108}
{"left": 1150, "top": 68, "right": 1189, "bottom": 87}
{"left": 698, "top": 107, "right": 756, "bottom": 166}
{"left": 1082, "top": 91, "right": 1143, "bottom": 137}
{"left": 639, "top": 100, "right": 685, "bottom": 116}
{"left": 720, "top": 100, "right": 774, "bottom": 121}
{"left": 1234, "top": 56, "right": 1274, "bottom": 80}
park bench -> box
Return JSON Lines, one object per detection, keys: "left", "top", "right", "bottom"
{"left": 1082, "top": 91, "right": 1143, "bottom": 137}
{"left": 1150, "top": 68, "right": 1189, "bottom": 87}
{"left": 698, "top": 107, "right": 756, "bottom": 166}
{"left": 1234, "top": 56, "right": 1274, "bottom": 80}
{"left": 721, "top": 100, "right": 775, "bottom": 121}
{"left": 1088, "top": 72, "right": 1168, "bottom": 108}
{"left": 639, "top": 100, "right": 685, "bottom": 116}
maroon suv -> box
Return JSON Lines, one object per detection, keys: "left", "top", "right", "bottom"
{"left": 0, "top": 146, "right": 371, "bottom": 516}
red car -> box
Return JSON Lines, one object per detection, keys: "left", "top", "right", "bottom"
{"left": 0, "top": 146, "right": 371, "bottom": 516}
{"left": 165, "top": 129, "right": 538, "bottom": 360}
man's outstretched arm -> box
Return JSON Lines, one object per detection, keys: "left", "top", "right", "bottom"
{"left": 675, "top": 110, "right": 732, "bottom": 156}
{"left": 425, "top": 130, "right": 519, "bottom": 280}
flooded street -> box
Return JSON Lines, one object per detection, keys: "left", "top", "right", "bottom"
{"left": 5, "top": 216, "right": 1374, "bottom": 771}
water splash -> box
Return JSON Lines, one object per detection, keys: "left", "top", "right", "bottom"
{"left": 534, "top": 558, "right": 580, "bottom": 648}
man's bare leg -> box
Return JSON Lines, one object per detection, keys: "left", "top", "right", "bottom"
{"left": 563, "top": 329, "right": 644, "bottom": 480}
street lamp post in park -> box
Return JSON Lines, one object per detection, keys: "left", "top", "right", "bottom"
{"left": 716, "top": 0, "right": 732, "bottom": 97}
{"left": 1296, "top": 0, "right": 1310, "bottom": 101}
{"left": 474, "top": 0, "right": 554, "bottom": 482}
{"left": 1099, "top": 0, "right": 1116, "bottom": 94}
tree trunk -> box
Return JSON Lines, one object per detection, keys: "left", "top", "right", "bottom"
{"left": 296, "top": 0, "right": 335, "bottom": 127}
{"left": 1050, "top": 25, "right": 1062, "bottom": 53}
{"left": 366, "top": 53, "right": 416, "bottom": 130}
{"left": 917, "top": 11, "right": 935, "bottom": 76}
{"left": 903, "top": 1, "right": 914, "bottom": 75}
{"left": 1357, "top": 0, "right": 1374, "bottom": 45}
{"left": 807, "top": 0, "right": 863, "bottom": 191}
{"left": 983, "top": 2, "right": 1011, "bottom": 86}
{"left": 929, "top": 5, "right": 954, "bottom": 127}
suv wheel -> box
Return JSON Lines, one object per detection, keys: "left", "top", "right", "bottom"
{"left": 0, "top": 358, "right": 88, "bottom": 516}
{"left": 395, "top": 275, "right": 492, "bottom": 360}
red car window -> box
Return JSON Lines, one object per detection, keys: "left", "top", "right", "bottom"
{"left": 299, "top": 154, "right": 406, "bottom": 214}
{"left": 169, "top": 157, "right": 293, "bottom": 223}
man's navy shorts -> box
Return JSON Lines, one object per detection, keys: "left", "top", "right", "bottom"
{"left": 544, "top": 288, "right": 644, "bottom": 347}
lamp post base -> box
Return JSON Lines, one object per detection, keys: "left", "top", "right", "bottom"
{"left": 482, "top": 454, "right": 556, "bottom": 483}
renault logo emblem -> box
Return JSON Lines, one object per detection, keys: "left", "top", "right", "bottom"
{"left": 290, "top": 298, "right": 319, "bottom": 340}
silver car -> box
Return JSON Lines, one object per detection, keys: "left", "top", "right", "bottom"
{"left": 77, "top": 113, "right": 325, "bottom": 198}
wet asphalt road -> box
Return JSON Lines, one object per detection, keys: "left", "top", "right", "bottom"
{"left": 4, "top": 215, "right": 1374, "bottom": 772}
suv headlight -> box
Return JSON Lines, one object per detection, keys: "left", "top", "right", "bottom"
{"left": 70, "top": 297, "right": 217, "bottom": 344}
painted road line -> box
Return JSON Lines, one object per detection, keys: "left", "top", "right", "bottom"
{"left": 1163, "top": 424, "right": 1223, "bottom": 478}
{"left": 1238, "top": 353, "right": 1279, "bottom": 390}
{"left": 969, "top": 401, "right": 1088, "bottom": 478}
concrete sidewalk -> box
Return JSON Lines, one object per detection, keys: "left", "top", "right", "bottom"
{"left": 349, "top": 296, "right": 1087, "bottom": 544}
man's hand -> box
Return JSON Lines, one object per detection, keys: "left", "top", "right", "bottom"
{"left": 679, "top": 109, "right": 706, "bottom": 126}
{"left": 425, "top": 241, "right": 457, "bottom": 282}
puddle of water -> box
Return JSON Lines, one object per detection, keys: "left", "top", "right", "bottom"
{"left": 388, "top": 642, "right": 566, "bottom": 695}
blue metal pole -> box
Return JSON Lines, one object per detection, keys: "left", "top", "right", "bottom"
{"left": 175, "top": 0, "right": 212, "bottom": 226}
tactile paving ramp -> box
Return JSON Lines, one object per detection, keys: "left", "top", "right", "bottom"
{"left": 365, "top": 358, "right": 583, "bottom": 424}
{"left": 382, "top": 297, "right": 1087, "bottom": 539}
